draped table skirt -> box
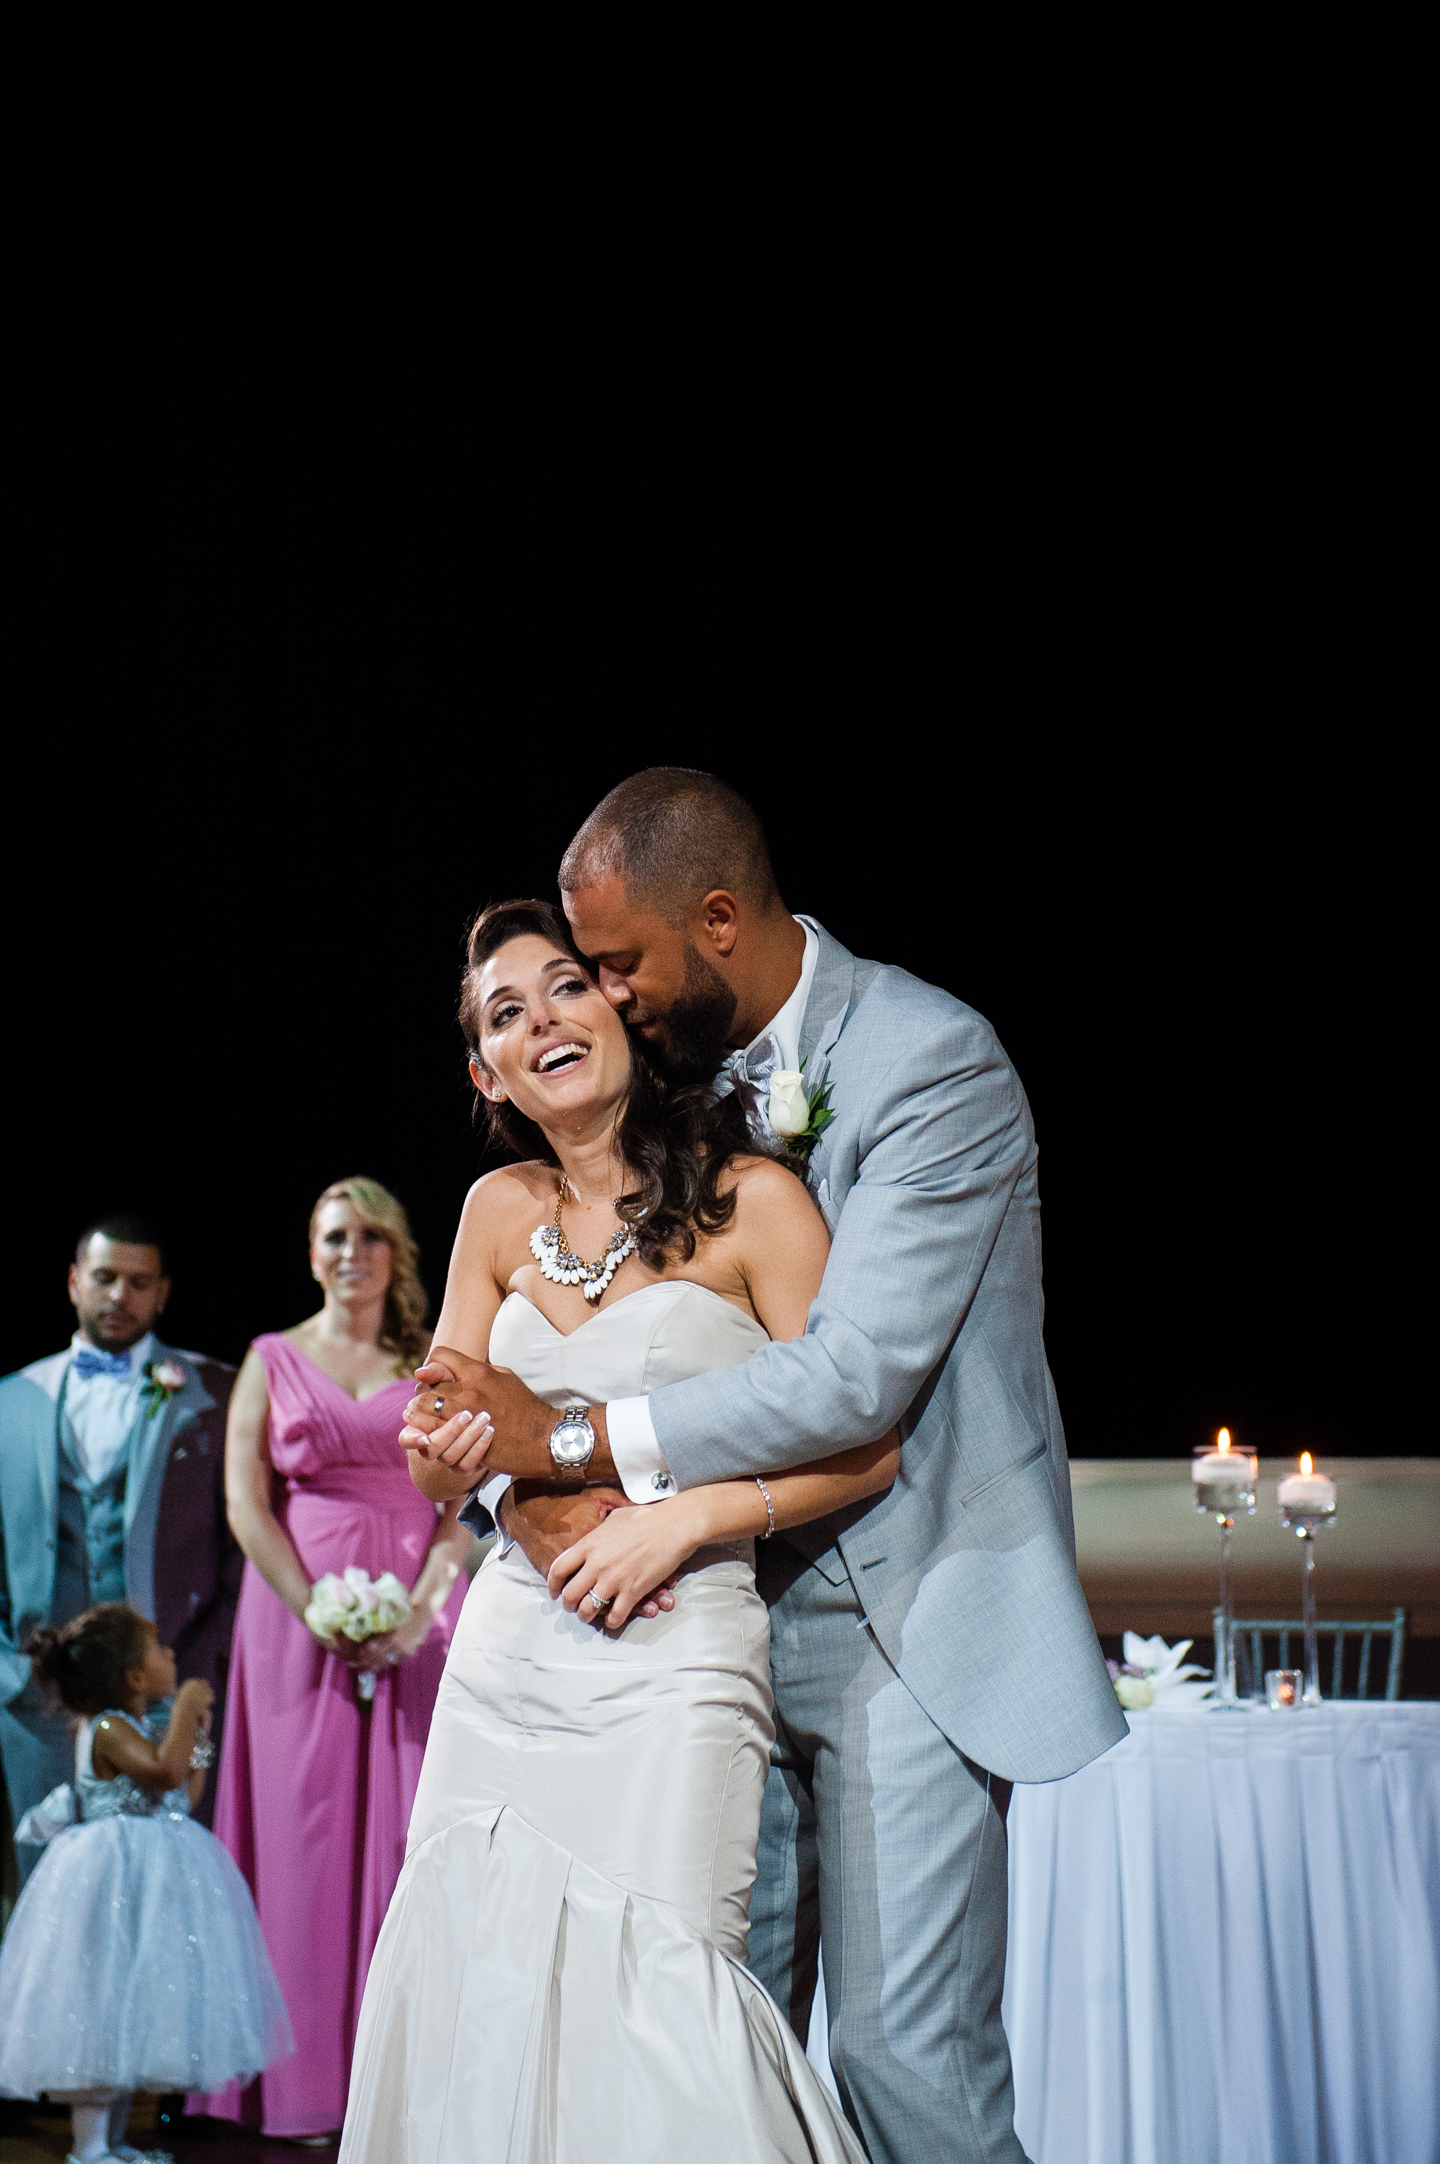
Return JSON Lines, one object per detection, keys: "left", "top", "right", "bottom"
{"left": 1002, "top": 1703, "right": 1440, "bottom": 2164}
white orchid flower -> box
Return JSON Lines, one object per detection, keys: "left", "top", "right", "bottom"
{"left": 1116, "top": 1631, "right": 1214, "bottom": 1708}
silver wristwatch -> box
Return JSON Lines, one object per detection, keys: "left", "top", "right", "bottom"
{"left": 549, "top": 1403, "right": 596, "bottom": 1472}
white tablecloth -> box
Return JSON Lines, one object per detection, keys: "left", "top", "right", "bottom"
{"left": 1003, "top": 1704, "right": 1440, "bottom": 2164}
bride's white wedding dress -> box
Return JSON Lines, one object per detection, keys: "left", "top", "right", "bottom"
{"left": 340, "top": 1281, "right": 863, "bottom": 2164}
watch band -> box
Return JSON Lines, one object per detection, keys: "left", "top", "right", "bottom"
{"left": 549, "top": 1403, "right": 596, "bottom": 1472}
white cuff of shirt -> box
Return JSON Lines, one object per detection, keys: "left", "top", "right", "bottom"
{"left": 607, "top": 1395, "right": 677, "bottom": 1503}
{"left": 474, "top": 1471, "right": 514, "bottom": 1552}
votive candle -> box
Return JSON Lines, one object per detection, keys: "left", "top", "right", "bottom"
{"left": 1277, "top": 1454, "right": 1336, "bottom": 1514}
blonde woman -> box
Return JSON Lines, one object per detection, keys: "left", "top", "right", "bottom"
{"left": 203, "top": 1180, "right": 470, "bottom": 2147}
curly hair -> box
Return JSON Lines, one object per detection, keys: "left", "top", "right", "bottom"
{"left": 458, "top": 898, "right": 762, "bottom": 1266}
{"left": 29, "top": 1604, "right": 152, "bottom": 1718}
{"left": 309, "top": 1177, "right": 431, "bottom": 1374}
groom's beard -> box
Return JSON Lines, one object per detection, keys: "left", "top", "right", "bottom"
{"left": 641, "top": 941, "right": 739, "bottom": 1084}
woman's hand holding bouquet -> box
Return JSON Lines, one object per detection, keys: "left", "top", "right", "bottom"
{"left": 304, "top": 1567, "right": 423, "bottom": 1698}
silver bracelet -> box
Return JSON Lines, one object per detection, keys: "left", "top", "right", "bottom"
{"left": 755, "top": 1476, "right": 776, "bottom": 1539}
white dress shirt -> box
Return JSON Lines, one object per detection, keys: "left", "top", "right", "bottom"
{"left": 64, "top": 1330, "right": 156, "bottom": 1485}
{"left": 476, "top": 917, "right": 819, "bottom": 1533}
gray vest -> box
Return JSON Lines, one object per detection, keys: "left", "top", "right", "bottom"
{"left": 53, "top": 1388, "right": 130, "bottom": 1624}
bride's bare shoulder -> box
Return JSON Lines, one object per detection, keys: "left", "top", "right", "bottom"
{"left": 723, "top": 1153, "right": 824, "bottom": 1227}
{"left": 458, "top": 1162, "right": 557, "bottom": 1235}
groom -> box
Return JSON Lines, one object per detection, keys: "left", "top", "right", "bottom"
{"left": 409, "top": 770, "right": 1125, "bottom": 2163}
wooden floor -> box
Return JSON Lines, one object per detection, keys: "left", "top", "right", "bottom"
{"left": 0, "top": 2100, "right": 329, "bottom": 2163}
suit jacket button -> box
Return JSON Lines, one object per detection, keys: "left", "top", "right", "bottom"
{"left": 174, "top": 1446, "right": 187, "bottom": 1459}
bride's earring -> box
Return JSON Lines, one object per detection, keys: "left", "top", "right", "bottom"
{"left": 470, "top": 1057, "right": 506, "bottom": 1104}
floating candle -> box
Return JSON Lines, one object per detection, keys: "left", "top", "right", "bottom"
{"left": 1192, "top": 1429, "right": 1258, "bottom": 1514}
{"left": 1277, "top": 1452, "right": 1336, "bottom": 1514}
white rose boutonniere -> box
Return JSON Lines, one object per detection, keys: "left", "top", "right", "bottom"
{"left": 766, "top": 1059, "right": 836, "bottom": 1167}
{"left": 767, "top": 1071, "right": 811, "bottom": 1137}
{"left": 141, "top": 1358, "right": 187, "bottom": 1421}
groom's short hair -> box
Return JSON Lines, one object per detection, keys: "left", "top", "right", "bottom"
{"left": 559, "top": 769, "right": 781, "bottom": 923}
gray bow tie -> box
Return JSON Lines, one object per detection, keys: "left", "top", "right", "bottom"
{"left": 713, "top": 1034, "right": 783, "bottom": 1132}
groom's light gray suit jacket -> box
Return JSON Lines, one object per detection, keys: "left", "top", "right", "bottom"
{"left": 654, "top": 922, "right": 1125, "bottom": 1784}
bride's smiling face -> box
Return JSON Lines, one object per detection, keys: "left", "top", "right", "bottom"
{"left": 471, "top": 934, "right": 632, "bottom": 1130}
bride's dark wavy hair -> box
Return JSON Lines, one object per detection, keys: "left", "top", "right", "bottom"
{"left": 457, "top": 899, "right": 756, "bottom": 1266}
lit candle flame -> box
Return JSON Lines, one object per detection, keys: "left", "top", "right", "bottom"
{"left": 1217, "top": 1428, "right": 1231, "bottom": 1453}
{"left": 1300, "top": 1452, "right": 1313, "bottom": 1478}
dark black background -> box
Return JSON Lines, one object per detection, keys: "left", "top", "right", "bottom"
{"left": 5, "top": 93, "right": 1418, "bottom": 1458}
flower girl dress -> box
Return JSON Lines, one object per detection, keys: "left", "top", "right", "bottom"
{"left": 0, "top": 1708, "right": 292, "bottom": 2100}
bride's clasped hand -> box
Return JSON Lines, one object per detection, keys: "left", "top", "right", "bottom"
{"left": 399, "top": 1351, "right": 683, "bottom": 1627}
{"left": 400, "top": 1347, "right": 777, "bottom": 1629}
{"left": 545, "top": 1475, "right": 772, "bottom": 1629}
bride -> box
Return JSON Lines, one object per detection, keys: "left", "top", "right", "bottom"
{"left": 339, "top": 898, "right": 895, "bottom": 2163}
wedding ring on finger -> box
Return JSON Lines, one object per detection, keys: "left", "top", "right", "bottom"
{"left": 586, "top": 1591, "right": 613, "bottom": 1613}
{"left": 433, "top": 1397, "right": 445, "bottom": 1413}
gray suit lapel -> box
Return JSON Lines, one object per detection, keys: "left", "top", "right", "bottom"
{"left": 124, "top": 1342, "right": 214, "bottom": 1623}
{"left": 796, "top": 917, "right": 857, "bottom": 1081}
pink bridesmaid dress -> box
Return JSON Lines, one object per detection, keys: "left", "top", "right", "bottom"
{"left": 202, "top": 1334, "right": 466, "bottom": 2140}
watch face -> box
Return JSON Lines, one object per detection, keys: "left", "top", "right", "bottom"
{"left": 551, "top": 1416, "right": 594, "bottom": 1468}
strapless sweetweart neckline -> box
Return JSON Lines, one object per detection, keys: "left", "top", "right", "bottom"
{"left": 339, "top": 1265, "right": 865, "bottom": 2163}
{"left": 496, "top": 1273, "right": 769, "bottom": 1341}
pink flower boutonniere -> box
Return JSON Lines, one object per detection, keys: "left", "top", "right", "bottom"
{"left": 142, "top": 1358, "right": 186, "bottom": 1421}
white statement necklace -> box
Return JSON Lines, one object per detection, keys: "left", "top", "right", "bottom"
{"left": 529, "top": 1179, "right": 637, "bottom": 1304}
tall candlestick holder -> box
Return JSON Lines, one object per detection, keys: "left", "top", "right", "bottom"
{"left": 1279, "top": 1478, "right": 1337, "bottom": 1705}
{"left": 1192, "top": 1440, "right": 1258, "bottom": 1706}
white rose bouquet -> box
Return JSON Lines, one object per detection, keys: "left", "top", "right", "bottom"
{"left": 304, "top": 1566, "right": 414, "bottom": 1701}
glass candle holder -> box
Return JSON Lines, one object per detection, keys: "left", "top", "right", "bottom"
{"left": 1265, "top": 1668, "right": 1303, "bottom": 1709}
{"left": 1192, "top": 1440, "right": 1258, "bottom": 1706}
{"left": 1278, "top": 1461, "right": 1337, "bottom": 1706}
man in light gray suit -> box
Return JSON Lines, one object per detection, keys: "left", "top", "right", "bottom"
{"left": 407, "top": 771, "right": 1125, "bottom": 2163}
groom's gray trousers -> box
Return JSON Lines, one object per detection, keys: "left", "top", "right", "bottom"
{"left": 749, "top": 1540, "right": 1027, "bottom": 2164}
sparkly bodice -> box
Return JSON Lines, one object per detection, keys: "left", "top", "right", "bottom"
{"left": 76, "top": 1709, "right": 190, "bottom": 1822}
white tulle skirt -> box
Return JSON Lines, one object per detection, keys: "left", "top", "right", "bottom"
{"left": 341, "top": 1543, "right": 864, "bottom": 2163}
{"left": 0, "top": 1813, "right": 293, "bottom": 2097}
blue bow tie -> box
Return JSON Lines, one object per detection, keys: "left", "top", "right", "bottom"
{"left": 72, "top": 1347, "right": 133, "bottom": 1381}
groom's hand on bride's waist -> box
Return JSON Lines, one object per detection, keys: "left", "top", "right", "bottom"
{"left": 502, "top": 1483, "right": 620, "bottom": 1574}
{"left": 399, "top": 1348, "right": 619, "bottom": 1481}
{"left": 502, "top": 1486, "right": 678, "bottom": 1621}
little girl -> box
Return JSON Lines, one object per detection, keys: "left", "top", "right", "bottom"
{"left": 0, "top": 1604, "right": 292, "bottom": 2164}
